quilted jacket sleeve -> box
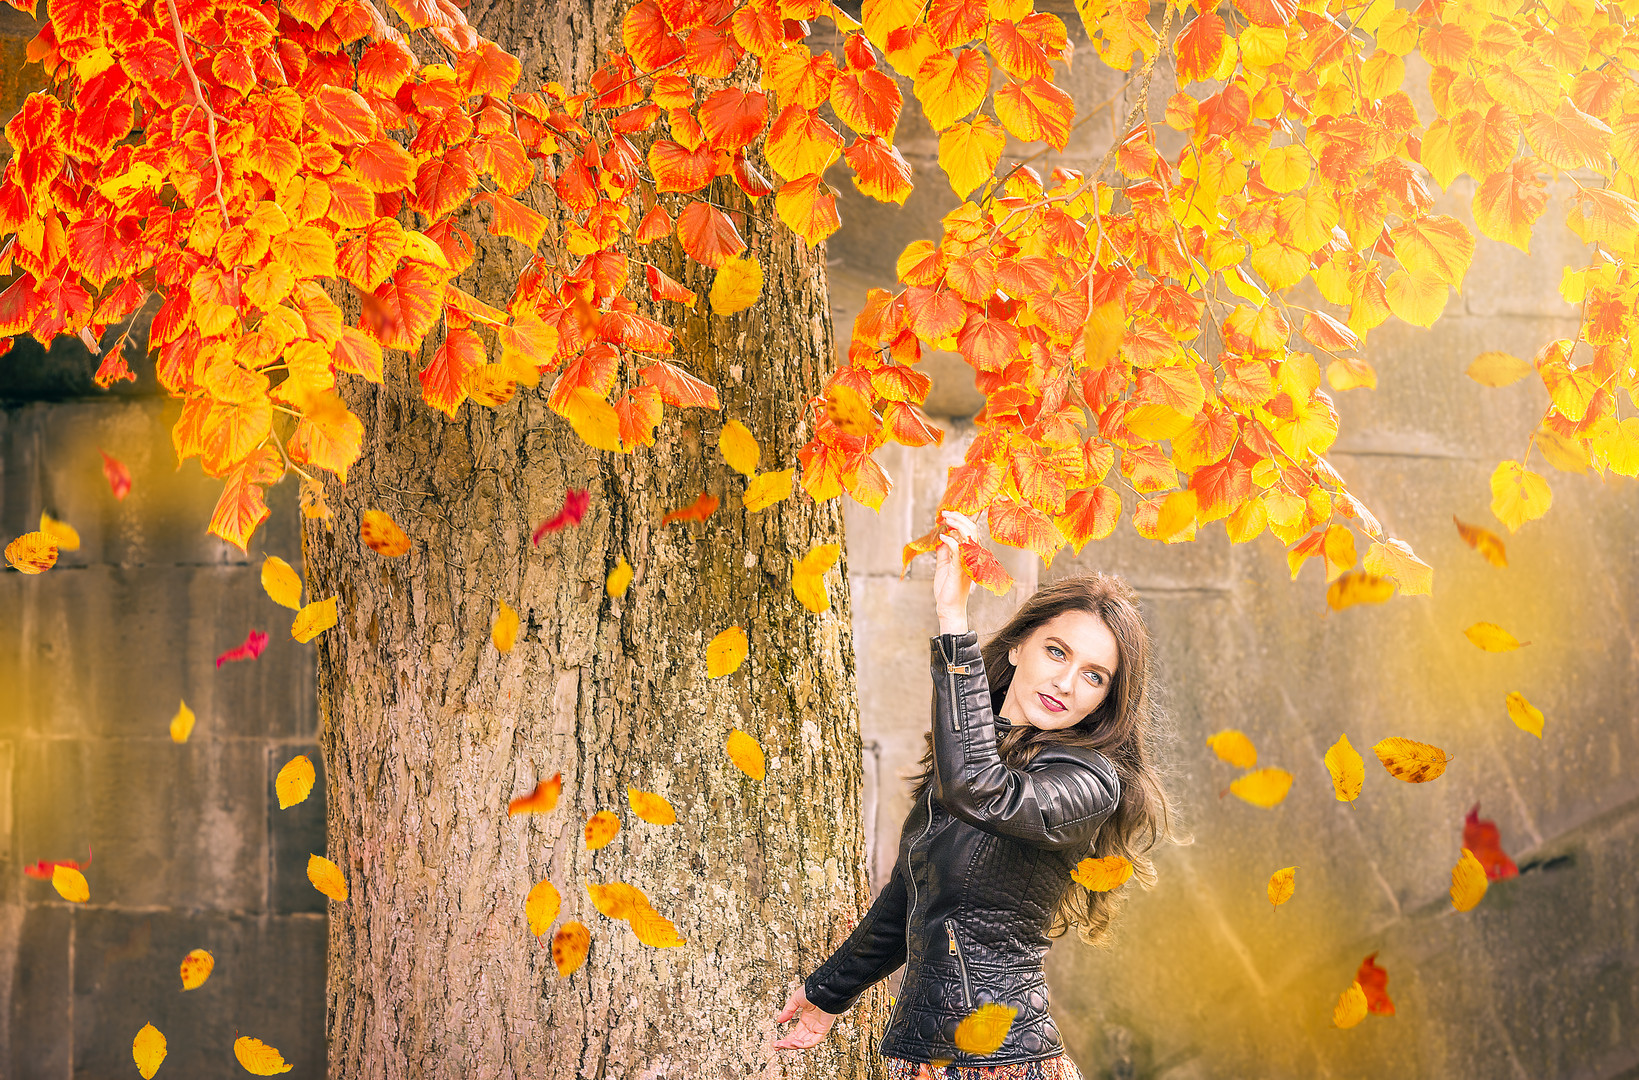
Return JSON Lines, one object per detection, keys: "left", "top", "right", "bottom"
{"left": 930, "top": 631, "right": 1121, "bottom": 852}
{"left": 802, "top": 852, "right": 910, "bottom": 1014}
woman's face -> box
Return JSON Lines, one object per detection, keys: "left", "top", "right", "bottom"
{"left": 998, "top": 610, "right": 1120, "bottom": 731}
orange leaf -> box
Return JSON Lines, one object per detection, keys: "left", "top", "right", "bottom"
{"left": 641, "top": 359, "right": 721, "bottom": 409}
{"left": 584, "top": 810, "right": 621, "bottom": 850}
{"left": 209, "top": 447, "right": 283, "bottom": 552}
{"left": 662, "top": 492, "right": 720, "bottom": 525}
{"left": 912, "top": 48, "right": 989, "bottom": 130}
{"left": 352, "top": 137, "right": 417, "bottom": 192}
{"left": 958, "top": 538, "right": 1013, "bottom": 595}
{"left": 508, "top": 773, "right": 563, "bottom": 816}
{"left": 993, "top": 77, "right": 1073, "bottom": 149}
{"left": 552, "top": 921, "right": 590, "bottom": 975}
{"left": 100, "top": 449, "right": 131, "bottom": 500}
{"left": 5, "top": 531, "right": 58, "bottom": 573}
{"left": 412, "top": 146, "right": 478, "bottom": 222}
{"left": 645, "top": 263, "right": 697, "bottom": 307}
{"left": 675, "top": 201, "right": 747, "bottom": 268}
{"left": 776, "top": 174, "right": 843, "bottom": 245}
{"left": 360, "top": 509, "right": 411, "bottom": 556}
{"left": 698, "top": 88, "right": 769, "bottom": 151}
{"left": 831, "top": 66, "right": 902, "bottom": 137}
{"left": 765, "top": 106, "right": 844, "bottom": 181}
{"left": 726, "top": 727, "right": 765, "bottom": 778}
{"left": 475, "top": 191, "right": 547, "bottom": 248}
{"left": 418, "top": 328, "right": 483, "bottom": 418}
{"left": 843, "top": 135, "right": 913, "bottom": 204}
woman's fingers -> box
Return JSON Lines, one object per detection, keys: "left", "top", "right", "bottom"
{"left": 939, "top": 509, "right": 981, "bottom": 544}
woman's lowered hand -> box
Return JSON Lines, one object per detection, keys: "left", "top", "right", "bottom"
{"left": 933, "top": 509, "right": 981, "bottom": 636}
{"left": 772, "top": 983, "right": 839, "bottom": 1050}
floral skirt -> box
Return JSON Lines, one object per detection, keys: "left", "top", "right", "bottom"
{"left": 882, "top": 1056, "right": 1085, "bottom": 1080}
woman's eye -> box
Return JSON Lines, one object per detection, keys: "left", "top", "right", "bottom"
{"left": 1047, "top": 645, "right": 1064, "bottom": 659}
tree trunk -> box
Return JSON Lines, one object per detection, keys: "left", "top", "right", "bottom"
{"left": 301, "top": 1, "right": 887, "bottom": 1077}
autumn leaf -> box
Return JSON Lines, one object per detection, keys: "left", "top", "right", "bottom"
{"left": 1070, "top": 855, "right": 1134, "bottom": 891}
{"left": 585, "top": 810, "right": 621, "bottom": 850}
{"left": 719, "top": 420, "right": 761, "bottom": 475}
{"left": 1267, "top": 866, "right": 1297, "bottom": 907}
{"left": 708, "top": 626, "right": 749, "bottom": 677}
{"left": 170, "top": 700, "right": 196, "bottom": 743}
{"left": 606, "top": 556, "right": 634, "bottom": 598}
{"left": 277, "top": 755, "right": 316, "bottom": 809}
{"left": 710, "top": 255, "right": 763, "bottom": 316}
{"left": 662, "top": 492, "right": 720, "bottom": 526}
{"left": 726, "top": 727, "right": 766, "bottom": 779}
{"left": 508, "top": 774, "right": 563, "bottom": 816}
{"left": 291, "top": 596, "right": 338, "bottom": 643}
{"left": 1465, "top": 351, "right": 1533, "bottom": 387}
{"left": 234, "top": 1036, "right": 294, "bottom": 1075}
{"left": 39, "top": 511, "right": 80, "bottom": 550}
{"left": 133, "top": 1023, "right": 167, "bottom": 1078}
{"left": 552, "top": 922, "right": 590, "bottom": 975}
{"left": 1463, "top": 803, "right": 1519, "bottom": 881}
{"left": 215, "top": 629, "right": 269, "bottom": 669}
{"left": 526, "top": 879, "right": 561, "bottom": 936}
{"left": 360, "top": 510, "right": 411, "bottom": 556}
{"left": 179, "top": 948, "right": 214, "bottom": 990}
{"left": 100, "top": 449, "right": 131, "bottom": 500}
{"left": 1333, "top": 980, "right": 1368, "bottom": 1028}
{"left": 261, "top": 555, "right": 304, "bottom": 609}
{"left": 1464, "top": 622, "right": 1528, "bottom": 652}
{"left": 627, "top": 787, "right": 677, "bottom": 825}
{"left": 533, "top": 488, "right": 592, "bottom": 543}
{"left": 793, "top": 542, "right": 842, "bottom": 613}
{"left": 5, "top": 531, "right": 58, "bottom": 573}
{"left": 953, "top": 1002, "right": 1018, "bottom": 1055}
{"left": 1372, "top": 736, "right": 1451, "bottom": 783}
{"left": 53, "top": 864, "right": 90, "bottom": 902}
{"left": 1450, "top": 847, "right": 1488, "bottom": 911}
{"left": 1361, "top": 538, "right": 1432, "bottom": 596}
{"left": 1229, "top": 768, "right": 1293, "bottom": 807}
{"left": 1206, "top": 729, "right": 1257, "bottom": 769}
{"left": 743, "top": 469, "right": 796, "bottom": 511}
{"left": 1504, "top": 691, "right": 1544, "bottom": 737}
{"left": 1324, "top": 734, "right": 1364, "bottom": 802}
{"left": 1453, "top": 516, "right": 1507, "bottom": 567}
{"left": 493, "top": 599, "right": 520, "bottom": 652}
{"left": 1356, "top": 953, "right": 1394, "bottom": 1016}
{"left": 1326, "top": 571, "right": 1394, "bottom": 611}
{"left": 307, "top": 854, "right": 348, "bottom": 902}
{"left": 1489, "top": 460, "right": 1551, "bottom": 532}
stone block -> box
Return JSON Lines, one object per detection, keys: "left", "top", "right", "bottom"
{"left": 3, "top": 905, "right": 71, "bottom": 1079}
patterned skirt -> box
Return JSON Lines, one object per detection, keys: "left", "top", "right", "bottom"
{"left": 881, "top": 1056, "right": 1085, "bottom": 1080}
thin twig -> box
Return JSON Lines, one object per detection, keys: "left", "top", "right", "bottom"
{"left": 164, "top": 0, "right": 230, "bottom": 222}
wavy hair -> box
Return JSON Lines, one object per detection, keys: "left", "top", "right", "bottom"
{"left": 907, "top": 572, "right": 1188, "bottom": 946}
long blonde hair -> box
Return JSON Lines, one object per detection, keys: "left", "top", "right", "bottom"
{"left": 908, "top": 572, "right": 1187, "bottom": 946}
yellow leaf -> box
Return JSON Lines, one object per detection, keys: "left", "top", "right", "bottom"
{"left": 1229, "top": 767, "right": 1293, "bottom": 807}
{"left": 1464, "top": 621, "right": 1528, "bottom": 652}
{"left": 5, "top": 530, "right": 58, "bottom": 573}
{"left": 743, "top": 468, "right": 796, "bottom": 511}
{"left": 1261, "top": 144, "right": 1311, "bottom": 193}
{"left": 179, "top": 948, "right": 214, "bottom": 990}
{"left": 1361, "top": 538, "right": 1432, "bottom": 596}
{"left": 1465, "top": 351, "right": 1533, "bottom": 387}
{"left": 1267, "top": 865, "right": 1297, "bottom": 907}
{"left": 1206, "top": 729, "right": 1257, "bottom": 768}
{"left": 1326, "top": 571, "right": 1395, "bottom": 611}
{"left": 606, "top": 556, "right": 634, "bottom": 597}
{"left": 1384, "top": 268, "right": 1448, "bottom": 327}
{"left": 492, "top": 598, "right": 520, "bottom": 652}
{"left": 1453, "top": 515, "right": 1507, "bottom": 567}
{"left": 709, "top": 255, "right": 763, "bottom": 316}
{"left": 586, "top": 881, "right": 646, "bottom": 920}
{"left": 1372, "top": 736, "right": 1451, "bottom": 782}
{"left": 1450, "top": 847, "right": 1489, "bottom": 911}
{"left": 525, "top": 878, "right": 561, "bottom": 936}
{"left": 1489, "top": 460, "right": 1551, "bottom": 532}
{"left": 719, "top": 419, "right": 761, "bottom": 475}
{"left": 276, "top": 754, "right": 316, "bottom": 809}
{"left": 39, "top": 511, "right": 81, "bottom": 551}
{"left": 630, "top": 905, "right": 687, "bottom": 947}
{"left": 1154, "top": 489, "right": 1197, "bottom": 542}
{"left": 1333, "top": 980, "right": 1368, "bottom": 1028}
{"left": 1070, "top": 855, "right": 1134, "bottom": 891}
{"left": 1505, "top": 691, "right": 1544, "bottom": 737}
{"left": 627, "top": 787, "right": 678, "bottom": 825}
{"left": 563, "top": 387, "right": 625, "bottom": 453}
{"left": 938, "top": 115, "right": 1005, "bottom": 198}
{"left": 792, "top": 542, "right": 842, "bottom": 613}
{"left": 307, "top": 853, "right": 348, "bottom": 902}
{"left": 1324, "top": 734, "right": 1364, "bottom": 802}
{"left": 260, "top": 555, "right": 304, "bottom": 609}
{"left": 953, "top": 1002, "right": 1018, "bottom": 1055}
{"left": 553, "top": 921, "right": 590, "bottom": 975}
{"left": 360, "top": 508, "right": 411, "bottom": 556}
{"left": 726, "top": 727, "right": 765, "bottom": 780}
{"left": 233, "top": 1036, "right": 294, "bottom": 1075}
{"left": 707, "top": 625, "right": 748, "bottom": 677}
{"left": 170, "top": 700, "right": 196, "bottom": 743}
{"left": 133, "top": 1023, "right": 167, "bottom": 1079}
{"left": 53, "top": 865, "right": 89, "bottom": 902}
{"left": 291, "top": 596, "right": 338, "bottom": 643}
{"left": 585, "top": 810, "right": 621, "bottom": 850}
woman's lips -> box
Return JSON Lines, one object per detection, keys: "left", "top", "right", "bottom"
{"left": 1037, "top": 692, "right": 1066, "bottom": 712}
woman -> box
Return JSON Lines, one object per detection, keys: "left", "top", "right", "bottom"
{"left": 772, "top": 509, "right": 1182, "bottom": 1077}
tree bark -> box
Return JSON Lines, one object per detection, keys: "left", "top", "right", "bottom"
{"left": 301, "top": 1, "right": 888, "bottom": 1077}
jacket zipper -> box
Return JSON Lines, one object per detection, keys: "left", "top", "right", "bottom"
{"left": 946, "top": 920, "right": 973, "bottom": 1010}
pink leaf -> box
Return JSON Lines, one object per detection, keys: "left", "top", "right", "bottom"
{"left": 532, "top": 488, "right": 591, "bottom": 545}
{"left": 216, "top": 629, "right": 270, "bottom": 669}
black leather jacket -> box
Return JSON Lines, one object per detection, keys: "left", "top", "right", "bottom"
{"left": 804, "top": 631, "right": 1122, "bottom": 1066}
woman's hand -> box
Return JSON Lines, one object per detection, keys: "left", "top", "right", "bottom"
{"left": 772, "top": 983, "right": 839, "bottom": 1050}
{"left": 933, "top": 509, "right": 981, "bottom": 636}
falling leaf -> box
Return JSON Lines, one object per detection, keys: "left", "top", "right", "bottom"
{"left": 261, "top": 555, "right": 304, "bottom": 609}
{"left": 726, "top": 728, "right": 765, "bottom": 780}
{"left": 307, "top": 853, "right": 349, "bottom": 902}
{"left": 508, "top": 773, "right": 563, "bottom": 816}
{"left": 216, "top": 629, "right": 269, "bottom": 669}
{"left": 5, "top": 531, "right": 58, "bottom": 574}
{"left": 743, "top": 469, "right": 795, "bottom": 511}
{"left": 1324, "top": 734, "right": 1364, "bottom": 802}
{"left": 526, "top": 879, "right": 561, "bottom": 936}
{"left": 1206, "top": 729, "right": 1257, "bottom": 769}
{"left": 170, "top": 700, "right": 196, "bottom": 743}
{"left": 39, "top": 511, "right": 80, "bottom": 551}
{"left": 707, "top": 626, "right": 748, "bottom": 677}
{"left": 1070, "top": 855, "right": 1134, "bottom": 892}
{"left": 1450, "top": 847, "right": 1488, "bottom": 911}
{"left": 532, "top": 488, "right": 592, "bottom": 543}
{"left": 493, "top": 599, "right": 520, "bottom": 652}
{"left": 101, "top": 449, "right": 132, "bottom": 500}
{"left": 233, "top": 1036, "right": 294, "bottom": 1075}
{"left": 792, "top": 543, "right": 842, "bottom": 613}
{"left": 662, "top": 491, "right": 719, "bottom": 525}
{"left": 133, "top": 1023, "right": 167, "bottom": 1078}
{"left": 1453, "top": 516, "right": 1507, "bottom": 567}
{"left": 291, "top": 596, "right": 338, "bottom": 643}
{"left": 709, "top": 254, "right": 763, "bottom": 316}
{"left": 1267, "top": 866, "right": 1297, "bottom": 907}
{"left": 587, "top": 881, "right": 646, "bottom": 920}
{"left": 1504, "top": 691, "right": 1544, "bottom": 737}
{"left": 1465, "top": 351, "right": 1533, "bottom": 387}
{"left": 606, "top": 557, "right": 634, "bottom": 597}
{"left": 276, "top": 755, "right": 316, "bottom": 809}
{"left": 1372, "top": 737, "right": 1451, "bottom": 783}
{"left": 1463, "top": 804, "right": 1519, "bottom": 880}
{"left": 953, "top": 1002, "right": 1018, "bottom": 1055}
{"left": 1229, "top": 767, "right": 1293, "bottom": 807}
{"left": 1333, "top": 980, "right": 1368, "bottom": 1028}
{"left": 179, "top": 948, "right": 214, "bottom": 990}
{"left": 585, "top": 810, "right": 621, "bottom": 850}
{"left": 360, "top": 509, "right": 411, "bottom": 556}
{"left": 24, "top": 847, "right": 90, "bottom": 879}
{"left": 1326, "top": 571, "right": 1395, "bottom": 611}
{"left": 719, "top": 419, "right": 761, "bottom": 475}
{"left": 629, "top": 905, "right": 687, "bottom": 947}
{"left": 1465, "top": 622, "right": 1528, "bottom": 651}
{"left": 53, "top": 864, "right": 90, "bottom": 903}
{"left": 627, "top": 787, "right": 677, "bottom": 825}
{"left": 1356, "top": 953, "right": 1394, "bottom": 1015}
{"left": 553, "top": 921, "right": 590, "bottom": 975}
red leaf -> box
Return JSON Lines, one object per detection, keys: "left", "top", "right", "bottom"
{"left": 957, "top": 538, "right": 1013, "bottom": 595}
{"left": 419, "top": 328, "right": 485, "bottom": 418}
{"left": 412, "top": 145, "right": 478, "bottom": 222}
{"left": 698, "top": 89, "right": 768, "bottom": 151}
{"left": 22, "top": 846, "right": 90, "bottom": 879}
{"left": 1463, "top": 803, "right": 1520, "bottom": 881}
{"left": 532, "top": 488, "right": 592, "bottom": 544}
{"left": 636, "top": 205, "right": 673, "bottom": 244}
{"left": 640, "top": 359, "right": 721, "bottom": 408}
{"left": 675, "top": 201, "right": 746, "bottom": 268}
{"left": 831, "top": 67, "right": 902, "bottom": 137}
{"left": 843, "top": 135, "right": 913, "bottom": 204}
{"left": 661, "top": 491, "right": 720, "bottom": 525}
{"left": 216, "top": 629, "right": 271, "bottom": 669}
{"left": 100, "top": 449, "right": 131, "bottom": 500}
{"left": 1355, "top": 953, "right": 1395, "bottom": 1016}
{"left": 645, "top": 264, "right": 698, "bottom": 306}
